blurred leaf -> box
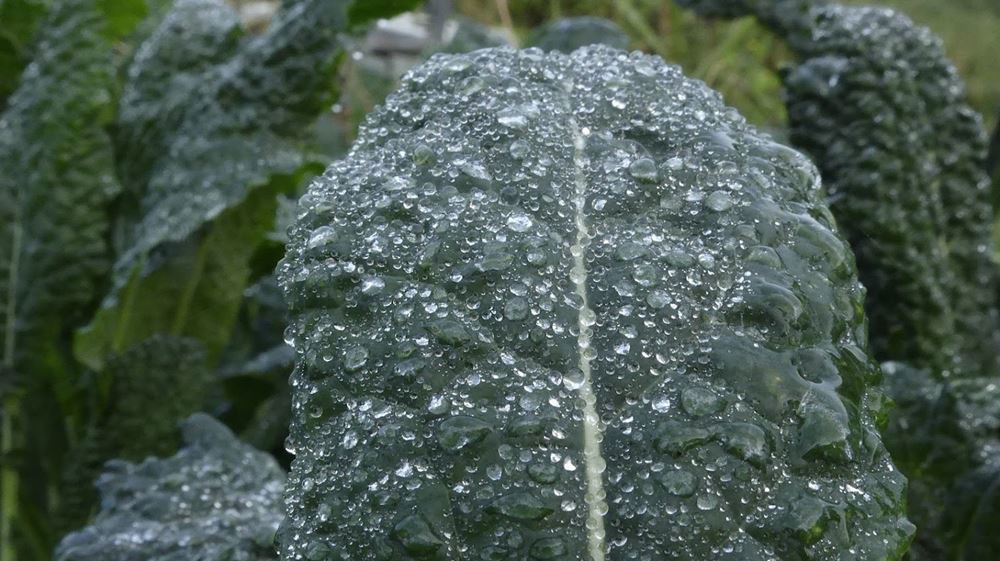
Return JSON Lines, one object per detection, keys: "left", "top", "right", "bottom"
{"left": 75, "top": 168, "right": 316, "bottom": 370}
{"left": 989, "top": 111, "right": 999, "bottom": 207}
{"left": 0, "top": 0, "right": 49, "bottom": 107}
{"left": 57, "top": 336, "right": 210, "bottom": 532}
{"left": 0, "top": 0, "right": 120, "bottom": 388}
{"left": 942, "top": 459, "right": 1000, "bottom": 561}
{"left": 77, "top": 0, "right": 350, "bottom": 370}
{"left": 55, "top": 413, "right": 285, "bottom": 561}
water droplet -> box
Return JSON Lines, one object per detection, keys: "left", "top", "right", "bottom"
{"left": 510, "top": 140, "right": 529, "bottom": 159}
{"left": 660, "top": 470, "right": 697, "bottom": 496}
{"left": 413, "top": 144, "right": 435, "bottom": 165}
{"left": 680, "top": 387, "right": 722, "bottom": 416}
{"left": 696, "top": 494, "right": 719, "bottom": 510}
{"left": 504, "top": 297, "right": 529, "bottom": 320}
{"left": 506, "top": 212, "right": 533, "bottom": 232}
{"left": 498, "top": 107, "right": 529, "bottom": 129}
{"left": 563, "top": 368, "right": 586, "bottom": 390}
{"left": 628, "top": 157, "right": 658, "bottom": 182}
{"left": 646, "top": 289, "right": 671, "bottom": 309}
{"left": 706, "top": 190, "right": 733, "bottom": 211}
{"left": 307, "top": 226, "right": 337, "bottom": 249}
{"left": 344, "top": 346, "right": 368, "bottom": 371}
{"left": 651, "top": 395, "right": 671, "bottom": 413}
{"left": 361, "top": 276, "right": 385, "bottom": 295}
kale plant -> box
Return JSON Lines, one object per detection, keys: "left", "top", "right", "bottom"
{"left": 675, "top": 1, "right": 1000, "bottom": 558}
{"left": 2, "top": 1, "right": 998, "bottom": 560}
{"left": 276, "top": 45, "right": 911, "bottom": 561}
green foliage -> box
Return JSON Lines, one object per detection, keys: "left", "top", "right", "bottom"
{"left": 55, "top": 413, "right": 285, "bottom": 561}
{"left": 0, "top": 0, "right": 119, "bottom": 390}
{"left": 56, "top": 336, "right": 209, "bottom": 531}
{"left": 277, "top": 46, "right": 912, "bottom": 561}
{"left": 675, "top": 1, "right": 1000, "bottom": 558}
{"left": 0, "top": 0, "right": 49, "bottom": 107}
{"left": 0, "top": 0, "right": 426, "bottom": 558}
{"left": 0, "top": 2, "right": 120, "bottom": 556}
{"left": 4, "top": 0, "right": 999, "bottom": 560}
{"left": 784, "top": 5, "right": 997, "bottom": 381}
{"left": 76, "top": 0, "right": 345, "bottom": 370}
{"left": 990, "top": 113, "right": 999, "bottom": 201}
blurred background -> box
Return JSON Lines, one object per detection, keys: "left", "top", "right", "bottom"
{"left": 277, "top": 0, "right": 1000, "bottom": 150}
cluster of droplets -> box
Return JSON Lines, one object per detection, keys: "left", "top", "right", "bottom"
{"left": 277, "top": 45, "right": 911, "bottom": 561}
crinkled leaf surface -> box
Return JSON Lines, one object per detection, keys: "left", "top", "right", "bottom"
{"left": 0, "top": 0, "right": 119, "bottom": 384}
{"left": 882, "top": 363, "right": 1000, "bottom": 561}
{"left": 674, "top": 4, "right": 1000, "bottom": 557}
{"left": 277, "top": 46, "right": 912, "bottom": 561}
{"left": 55, "top": 413, "right": 285, "bottom": 561}
{"left": 781, "top": 5, "right": 999, "bottom": 381}
{"left": 941, "top": 458, "right": 1000, "bottom": 561}
{"left": 680, "top": 0, "right": 1000, "bottom": 380}
{"left": 880, "top": 362, "right": 978, "bottom": 560}
{"left": 76, "top": 0, "right": 346, "bottom": 369}
{"left": 527, "top": 17, "right": 630, "bottom": 53}
{"left": 56, "top": 335, "right": 210, "bottom": 530}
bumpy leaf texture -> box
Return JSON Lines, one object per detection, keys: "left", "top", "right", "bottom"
{"left": 56, "top": 336, "right": 210, "bottom": 530}
{"left": 277, "top": 46, "right": 912, "bottom": 561}
{"left": 75, "top": 0, "right": 347, "bottom": 369}
{"left": 527, "top": 17, "right": 630, "bottom": 54}
{"left": 55, "top": 413, "right": 285, "bottom": 561}
{"left": 880, "top": 361, "right": 1000, "bottom": 561}
{"left": 673, "top": 2, "right": 1000, "bottom": 558}
{"left": 878, "top": 362, "right": 977, "bottom": 560}
{"left": 0, "top": 0, "right": 119, "bottom": 384}
{"left": 682, "top": 0, "right": 1000, "bottom": 381}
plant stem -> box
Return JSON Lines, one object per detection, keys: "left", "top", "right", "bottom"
{"left": 1, "top": 401, "right": 18, "bottom": 561}
{"left": 1, "top": 218, "right": 22, "bottom": 561}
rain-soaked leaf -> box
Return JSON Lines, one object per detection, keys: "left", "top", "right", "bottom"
{"left": 55, "top": 413, "right": 285, "bottom": 561}
{"left": 276, "top": 46, "right": 913, "bottom": 561}
{"left": 674, "top": 3, "right": 1000, "bottom": 557}
{"left": 679, "top": 0, "right": 1000, "bottom": 381}
{"left": 56, "top": 335, "right": 210, "bottom": 530}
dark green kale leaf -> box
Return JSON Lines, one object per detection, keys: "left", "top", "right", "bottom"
{"left": 55, "top": 413, "right": 285, "bottom": 561}
{"left": 55, "top": 335, "right": 210, "bottom": 531}
{"left": 682, "top": 0, "right": 999, "bottom": 381}
{"left": 277, "top": 46, "right": 912, "bottom": 561}
{"left": 673, "top": 4, "right": 1000, "bottom": 557}
{"left": 0, "top": 0, "right": 120, "bottom": 388}
{"left": 780, "top": 5, "right": 999, "bottom": 381}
